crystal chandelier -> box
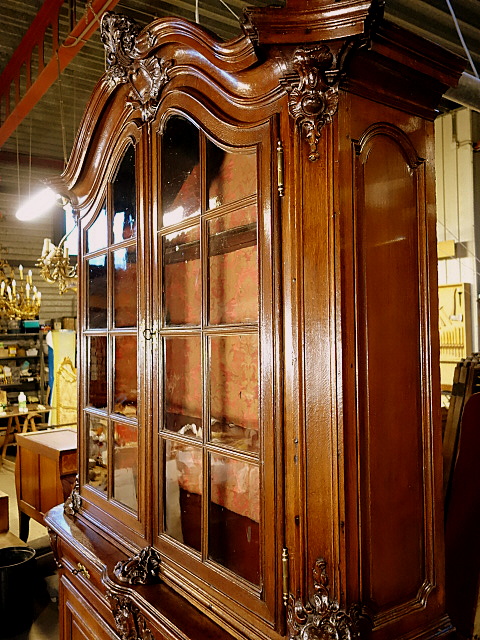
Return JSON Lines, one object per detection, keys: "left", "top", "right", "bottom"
{"left": 36, "top": 234, "right": 77, "bottom": 295}
{"left": 0, "top": 257, "right": 42, "bottom": 319}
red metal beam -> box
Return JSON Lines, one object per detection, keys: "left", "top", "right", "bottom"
{"left": 0, "top": 0, "right": 120, "bottom": 149}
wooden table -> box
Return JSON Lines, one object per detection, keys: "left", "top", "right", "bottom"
{"left": 15, "top": 427, "right": 77, "bottom": 541}
{"left": 0, "top": 404, "right": 52, "bottom": 464}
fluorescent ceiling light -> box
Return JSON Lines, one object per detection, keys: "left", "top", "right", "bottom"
{"left": 15, "top": 187, "right": 61, "bottom": 221}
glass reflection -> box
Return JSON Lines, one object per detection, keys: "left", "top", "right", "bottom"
{"left": 113, "top": 145, "right": 137, "bottom": 244}
{"left": 87, "top": 206, "right": 108, "bottom": 253}
{"left": 87, "top": 255, "right": 107, "bottom": 328}
{"left": 164, "top": 438, "right": 202, "bottom": 552}
{"left": 88, "top": 336, "right": 107, "bottom": 410}
{"left": 209, "top": 334, "right": 259, "bottom": 453}
{"left": 114, "top": 247, "right": 137, "bottom": 328}
{"left": 114, "top": 336, "right": 137, "bottom": 417}
{"left": 208, "top": 453, "right": 260, "bottom": 584}
{"left": 208, "top": 206, "right": 258, "bottom": 325}
{"left": 87, "top": 414, "right": 108, "bottom": 495}
{"left": 161, "top": 116, "right": 200, "bottom": 226}
{"left": 163, "top": 227, "right": 200, "bottom": 326}
{"left": 207, "top": 143, "right": 257, "bottom": 209}
{"left": 164, "top": 337, "right": 202, "bottom": 436}
{"left": 113, "top": 422, "right": 138, "bottom": 511}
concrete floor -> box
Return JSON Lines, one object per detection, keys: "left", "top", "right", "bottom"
{"left": 0, "top": 460, "right": 59, "bottom": 640}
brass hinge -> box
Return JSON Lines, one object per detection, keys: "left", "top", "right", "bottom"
{"left": 277, "top": 140, "right": 285, "bottom": 197}
{"left": 282, "top": 547, "right": 289, "bottom": 606}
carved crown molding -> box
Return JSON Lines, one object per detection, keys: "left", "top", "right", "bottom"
{"left": 287, "top": 558, "right": 368, "bottom": 640}
{"left": 101, "top": 11, "right": 173, "bottom": 122}
{"left": 281, "top": 40, "right": 357, "bottom": 162}
{"left": 107, "top": 589, "right": 154, "bottom": 640}
{"left": 64, "top": 476, "right": 82, "bottom": 517}
{"left": 114, "top": 546, "right": 162, "bottom": 585}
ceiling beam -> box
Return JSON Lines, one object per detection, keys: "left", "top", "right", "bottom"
{"left": 0, "top": 0, "right": 120, "bottom": 149}
{"left": 0, "top": 150, "right": 64, "bottom": 171}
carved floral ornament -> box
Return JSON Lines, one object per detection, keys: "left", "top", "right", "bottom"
{"left": 64, "top": 475, "right": 82, "bottom": 516}
{"left": 100, "top": 11, "right": 173, "bottom": 122}
{"left": 114, "top": 545, "right": 162, "bottom": 585}
{"left": 107, "top": 589, "right": 155, "bottom": 640}
{"left": 281, "top": 41, "right": 356, "bottom": 162}
{"left": 287, "top": 559, "right": 367, "bottom": 640}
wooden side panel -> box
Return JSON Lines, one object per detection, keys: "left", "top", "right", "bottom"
{"left": 39, "top": 456, "right": 62, "bottom": 513}
{"left": 354, "top": 126, "right": 425, "bottom": 610}
{"left": 19, "top": 447, "right": 40, "bottom": 510}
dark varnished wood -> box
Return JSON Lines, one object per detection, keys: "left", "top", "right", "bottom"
{"left": 45, "top": 2, "right": 464, "bottom": 640}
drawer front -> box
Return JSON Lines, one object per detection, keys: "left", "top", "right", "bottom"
{"left": 60, "top": 451, "right": 78, "bottom": 475}
{"left": 57, "top": 532, "right": 106, "bottom": 607}
{"left": 60, "top": 575, "right": 120, "bottom": 640}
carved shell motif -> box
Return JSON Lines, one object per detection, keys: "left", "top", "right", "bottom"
{"left": 287, "top": 559, "right": 366, "bottom": 640}
{"left": 281, "top": 43, "right": 353, "bottom": 162}
{"left": 100, "top": 11, "right": 173, "bottom": 121}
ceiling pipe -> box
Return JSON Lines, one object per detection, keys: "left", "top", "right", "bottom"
{"left": 445, "top": 72, "right": 480, "bottom": 113}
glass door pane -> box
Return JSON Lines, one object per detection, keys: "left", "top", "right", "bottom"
{"left": 83, "top": 143, "right": 140, "bottom": 519}
{"left": 208, "top": 452, "right": 260, "bottom": 584}
{"left": 114, "top": 247, "right": 137, "bottom": 328}
{"left": 158, "top": 119, "right": 263, "bottom": 589}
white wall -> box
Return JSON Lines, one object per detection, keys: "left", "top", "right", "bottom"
{"left": 435, "top": 108, "right": 480, "bottom": 352}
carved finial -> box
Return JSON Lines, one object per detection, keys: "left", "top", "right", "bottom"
{"left": 100, "top": 11, "right": 173, "bottom": 121}
{"left": 101, "top": 12, "right": 140, "bottom": 81}
{"left": 287, "top": 558, "right": 367, "bottom": 640}
{"left": 281, "top": 41, "right": 356, "bottom": 161}
{"left": 114, "top": 546, "right": 162, "bottom": 585}
{"left": 64, "top": 475, "right": 82, "bottom": 517}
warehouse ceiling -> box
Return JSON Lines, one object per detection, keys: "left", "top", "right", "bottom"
{"left": 0, "top": 0, "right": 479, "bottom": 223}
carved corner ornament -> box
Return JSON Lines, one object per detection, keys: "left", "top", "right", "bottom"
{"left": 281, "top": 42, "right": 355, "bottom": 162}
{"left": 107, "top": 589, "right": 154, "bottom": 640}
{"left": 114, "top": 546, "right": 162, "bottom": 585}
{"left": 64, "top": 475, "right": 82, "bottom": 517}
{"left": 101, "top": 11, "right": 173, "bottom": 122}
{"left": 47, "top": 529, "right": 63, "bottom": 569}
{"left": 287, "top": 558, "right": 368, "bottom": 640}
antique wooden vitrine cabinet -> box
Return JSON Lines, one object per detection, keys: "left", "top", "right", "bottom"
{"left": 45, "top": 1, "right": 464, "bottom": 639}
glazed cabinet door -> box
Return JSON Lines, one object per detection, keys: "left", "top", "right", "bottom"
{"left": 79, "top": 130, "right": 148, "bottom": 546}
{"left": 151, "top": 106, "right": 283, "bottom": 636}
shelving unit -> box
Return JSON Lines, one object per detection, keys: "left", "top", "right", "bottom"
{"left": 0, "top": 332, "right": 46, "bottom": 407}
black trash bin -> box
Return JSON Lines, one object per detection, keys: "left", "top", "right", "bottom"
{"left": 0, "top": 546, "right": 36, "bottom": 638}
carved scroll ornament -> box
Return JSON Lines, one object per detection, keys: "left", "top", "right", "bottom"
{"left": 287, "top": 559, "right": 366, "bottom": 640}
{"left": 101, "top": 11, "right": 173, "bottom": 121}
{"left": 114, "top": 546, "right": 162, "bottom": 585}
{"left": 281, "top": 43, "right": 353, "bottom": 162}
{"left": 107, "top": 590, "right": 154, "bottom": 640}
{"left": 64, "top": 475, "right": 82, "bottom": 517}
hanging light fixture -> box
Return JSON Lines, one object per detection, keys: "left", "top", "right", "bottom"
{"left": 0, "top": 253, "right": 42, "bottom": 320}
{"left": 36, "top": 202, "right": 78, "bottom": 295}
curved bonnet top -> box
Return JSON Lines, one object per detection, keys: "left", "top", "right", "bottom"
{"left": 50, "top": 9, "right": 273, "bottom": 209}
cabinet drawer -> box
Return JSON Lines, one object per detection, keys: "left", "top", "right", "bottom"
{"left": 57, "top": 533, "right": 106, "bottom": 606}
{"left": 60, "top": 575, "right": 120, "bottom": 640}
